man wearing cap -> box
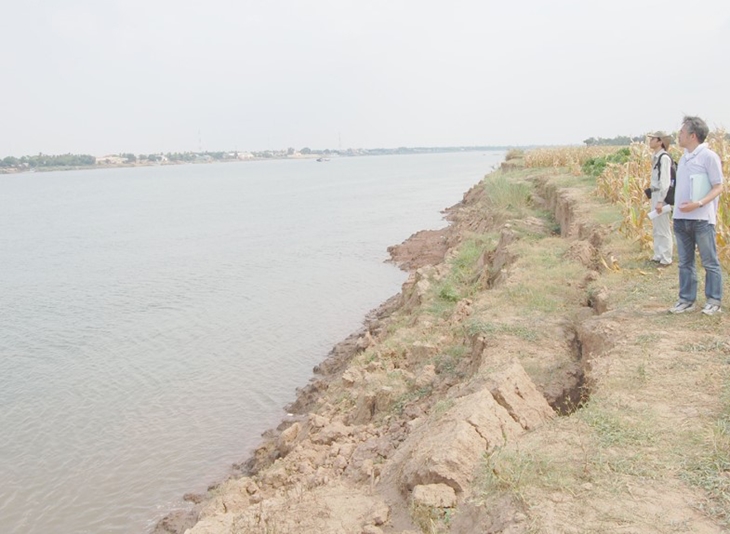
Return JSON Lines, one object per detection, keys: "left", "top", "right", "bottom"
{"left": 669, "top": 115, "right": 725, "bottom": 316}
{"left": 647, "top": 131, "right": 674, "bottom": 266}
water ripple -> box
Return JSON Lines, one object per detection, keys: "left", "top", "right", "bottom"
{"left": 0, "top": 151, "right": 504, "bottom": 533}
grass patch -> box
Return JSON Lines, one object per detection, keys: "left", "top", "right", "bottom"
{"left": 505, "top": 285, "right": 564, "bottom": 313}
{"left": 465, "top": 318, "right": 540, "bottom": 342}
{"left": 578, "top": 400, "right": 656, "bottom": 448}
{"left": 591, "top": 205, "right": 623, "bottom": 226}
{"left": 581, "top": 147, "right": 630, "bottom": 177}
{"left": 392, "top": 386, "right": 433, "bottom": 415}
{"left": 428, "top": 235, "right": 495, "bottom": 312}
{"left": 592, "top": 449, "right": 665, "bottom": 480}
{"left": 426, "top": 296, "right": 458, "bottom": 318}
{"left": 496, "top": 238, "right": 586, "bottom": 313}
{"left": 680, "top": 383, "right": 730, "bottom": 526}
{"left": 410, "top": 502, "right": 453, "bottom": 534}
{"left": 548, "top": 173, "right": 597, "bottom": 189}
{"left": 384, "top": 313, "right": 411, "bottom": 336}
{"left": 686, "top": 338, "right": 730, "bottom": 354}
{"left": 431, "top": 398, "right": 455, "bottom": 417}
{"left": 437, "top": 280, "right": 461, "bottom": 303}
{"left": 433, "top": 344, "right": 469, "bottom": 378}
{"left": 635, "top": 332, "right": 661, "bottom": 345}
{"left": 476, "top": 442, "right": 577, "bottom": 507}
{"left": 480, "top": 173, "right": 533, "bottom": 223}
{"left": 444, "top": 343, "right": 468, "bottom": 359}
{"left": 534, "top": 208, "right": 562, "bottom": 235}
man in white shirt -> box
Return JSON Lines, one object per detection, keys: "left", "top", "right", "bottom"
{"left": 647, "top": 131, "right": 673, "bottom": 266}
{"left": 668, "top": 116, "right": 724, "bottom": 315}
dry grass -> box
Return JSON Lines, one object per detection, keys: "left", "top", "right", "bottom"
{"left": 468, "top": 164, "right": 730, "bottom": 532}
{"left": 524, "top": 146, "right": 619, "bottom": 175}
{"left": 410, "top": 501, "right": 453, "bottom": 534}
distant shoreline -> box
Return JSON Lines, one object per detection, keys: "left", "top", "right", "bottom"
{"left": 0, "top": 146, "right": 514, "bottom": 175}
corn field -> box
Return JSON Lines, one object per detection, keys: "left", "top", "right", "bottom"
{"left": 525, "top": 133, "right": 730, "bottom": 269}
{"left": 524, "top": 146, "right": 618, "bottom": 175}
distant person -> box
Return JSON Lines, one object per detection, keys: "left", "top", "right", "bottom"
{"left": 668, "top": 116, "right": 725, "bottom": 315}
{"left": 647, "top": 131, "right": 674, "bottom": 266}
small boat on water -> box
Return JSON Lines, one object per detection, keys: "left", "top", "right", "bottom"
{"left": 316, "top": 157, "right": 330, "bottom": 162}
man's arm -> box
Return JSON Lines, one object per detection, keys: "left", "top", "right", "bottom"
{"left": 699, "top": 152, "right": 724, "bottom": 205}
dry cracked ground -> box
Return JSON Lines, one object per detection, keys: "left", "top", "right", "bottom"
{"left": 155, "top": 164, "right": 730, "bottom": 534}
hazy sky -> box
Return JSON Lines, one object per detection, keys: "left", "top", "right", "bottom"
{"left": 1, "top": 0, "right": 728, "bottom": 156}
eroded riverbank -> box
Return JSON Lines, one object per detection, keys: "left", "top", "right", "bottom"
{"left": 155, "top": 160, "right": 730, "bottom": 533}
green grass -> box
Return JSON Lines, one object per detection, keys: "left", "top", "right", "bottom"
{"left": 437, "top": 281, "right": 461, "bottom": 303}
{"left": 425, "top": 297, "right": 457, "bottom": 318}
{"left": 504, "top": 285, "right": 565, "bottom": 314}
{"left": 591, "top": 205, "right": 624, "bottom": 226}
{"left": 685, "top": 338, "right": 730, "bottom": 353}
{"left": 428, "top": 236, "right": 494, "bottom": 312}
{"left": 481, "top": 173, "right": 533, "bottom": 221}
{"left": 581, "top": 147, "right": 631, "bottom": 177}
{"left": 546, "top": 173, "right": 597, "bottom": 189}
{"left": 477, "top": 441, "right": 577, "bottom": 506}
{"left": 578, "top": 400, "right": 656, "bottom": 448}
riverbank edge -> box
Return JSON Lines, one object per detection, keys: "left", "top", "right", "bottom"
{"left": 153, "top": 159, "right": 730, "bottom": 533}
{"left": 150, "top": 183, "right": 465, "bottom": 534}
{"left": 150, "top": 159, "right": 490, "bottom": 533}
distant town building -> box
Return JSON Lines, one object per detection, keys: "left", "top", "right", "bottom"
{"left": 96, "top": 155, "right": 125, "bottom": 165}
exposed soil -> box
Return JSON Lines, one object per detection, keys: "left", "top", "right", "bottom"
{"left": 387, "top": 228, "right": 452, "bottom": 271}
{"left": 153, "top": 166, "right": 730, "bottom": 534}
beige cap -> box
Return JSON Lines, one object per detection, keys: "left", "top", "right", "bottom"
{"left": 647, "top": 131, "right": 672, "bottom": 145}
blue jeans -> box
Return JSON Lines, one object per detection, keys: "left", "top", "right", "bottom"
{"left": 673, "top": 219, "right": 723, "bottom": 306}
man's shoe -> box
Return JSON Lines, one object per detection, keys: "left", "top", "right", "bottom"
{"left": 702, "top": 304, "right": 722, "bottom": 316}
{"left": 669, "top": 301, "right": 696, "bottom": 314}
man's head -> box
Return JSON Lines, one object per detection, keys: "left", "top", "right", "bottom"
{"left": 647, "top": 131, "right": 671, "bottom": 151}
{"left": 678, "top": 116, "right": 709, "bottom": 150}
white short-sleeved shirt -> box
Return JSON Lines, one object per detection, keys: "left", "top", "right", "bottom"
{"left": 673, "top": 143, "right": 724, "bottom": 224}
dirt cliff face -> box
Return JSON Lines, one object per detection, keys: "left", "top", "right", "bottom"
{"left": 155, "top": 166, "right": 730, "bottom": 534}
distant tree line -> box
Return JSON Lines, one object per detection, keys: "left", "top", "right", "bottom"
{"left": 0, "top": 153, "right": 96, "bottom": 168}
{"left": 584, "top": 133, "right": 730, "bottom": 147}
{"left": 0, "top": 151, "right": 243, "bottom": 169}
{"left": 583, "top": 136, "right": 644, "bottom": 146}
